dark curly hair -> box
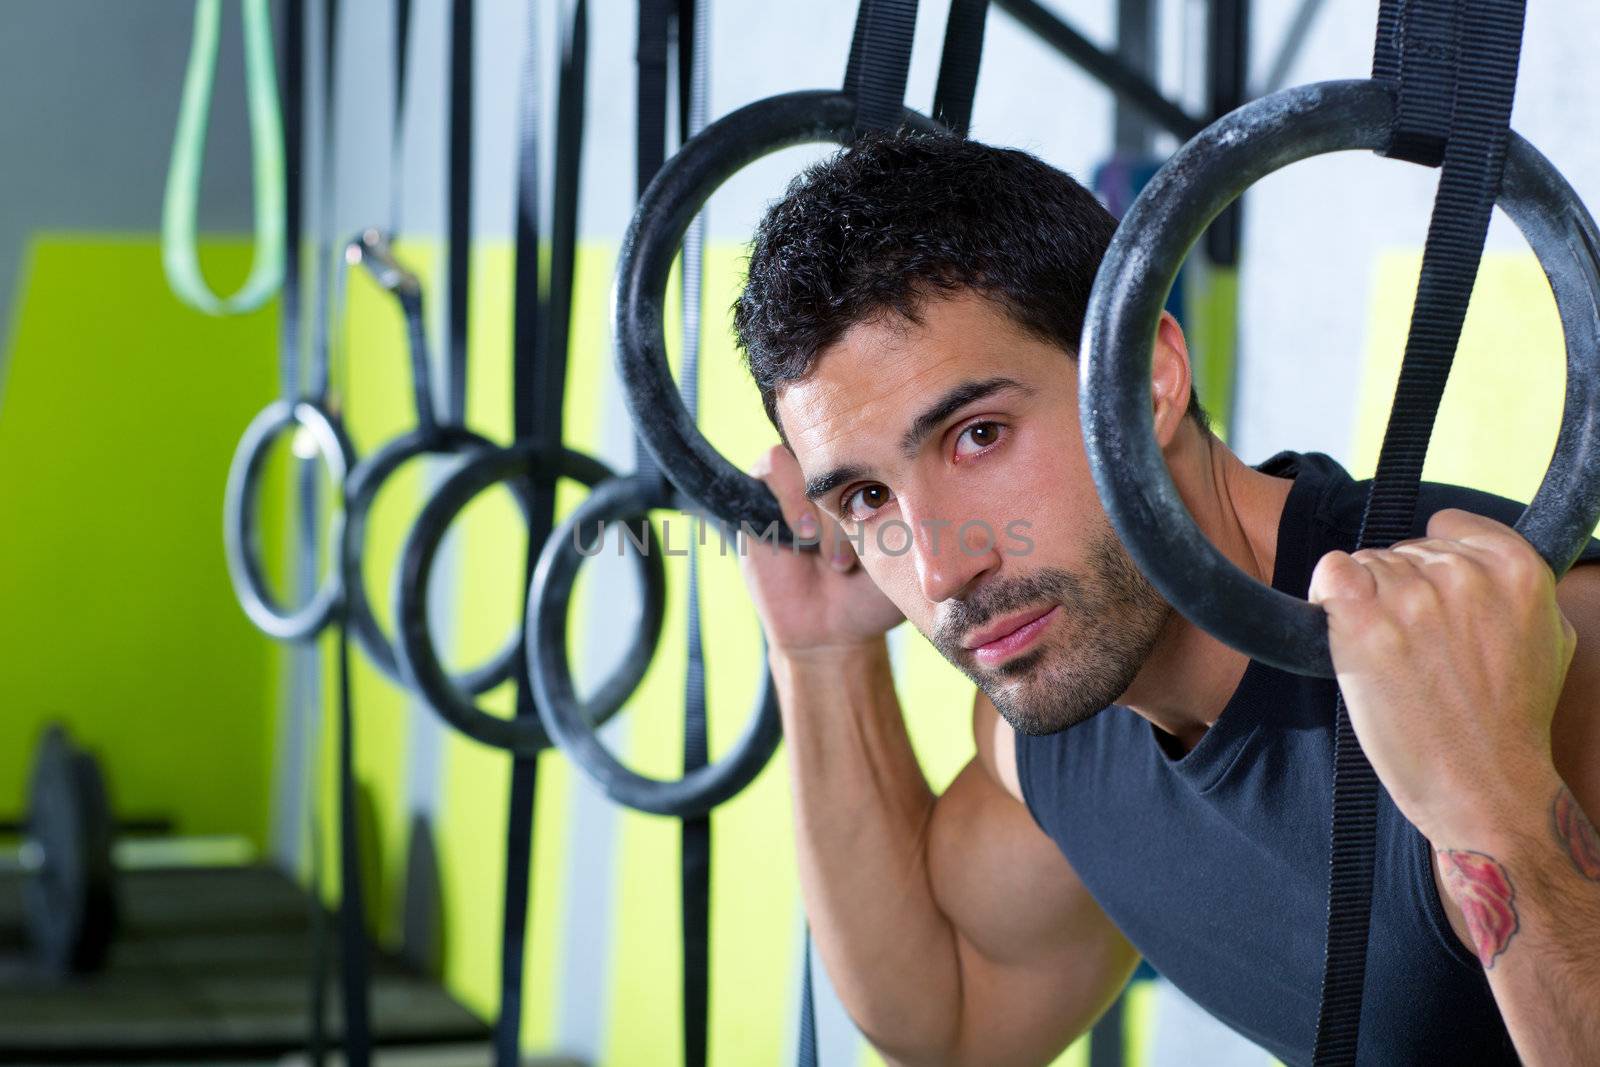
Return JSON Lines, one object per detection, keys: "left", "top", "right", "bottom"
{"left": 733, "top": 130, "right": 1208, "bottom": 437}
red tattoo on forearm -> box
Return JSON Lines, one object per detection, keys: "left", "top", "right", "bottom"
{"left": 1552, "top": 785, "right": 1600, "bottom": 881}
{"left": 1438, "top": 849, "right": 1519, "bottom": 969}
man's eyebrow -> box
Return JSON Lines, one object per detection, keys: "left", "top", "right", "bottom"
{"left": 804, "top": 464, "right": 870, "bottom": 503}
{"left": 899, "top": 376, "right": 1031, "bottom": 458}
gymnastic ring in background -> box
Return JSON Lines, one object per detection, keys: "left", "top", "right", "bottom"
{"left": 394, "top": 442, "right": 666, "bottom": 754}
{"left": 528, "top": 475, "right": 783, "bottom": 818}
{"left": 614, "top": 90, "right": 938, "bottom": 540}
{"left": 344, "top": 426, "right": 532, "bottom": 693}
{"left": 1079, "top": 78, "right": 1600, "bottom": 679}
{"left": 223, "top": 399, "right": 354, "bottom": 641}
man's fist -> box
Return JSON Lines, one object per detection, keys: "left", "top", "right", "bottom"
{"left": 1308, "top": 508, "right": 1576, "bottom": 842}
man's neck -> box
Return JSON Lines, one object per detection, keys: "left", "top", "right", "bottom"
{"left": 1116, "top": 430, "right": 1298, "bottom": 754}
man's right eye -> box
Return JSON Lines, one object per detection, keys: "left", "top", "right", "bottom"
{"left": 843, "top": 484, "right": 892, "bottom": 522}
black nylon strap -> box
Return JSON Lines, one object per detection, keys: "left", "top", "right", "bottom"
{"left": 400, "top": 284, "right": 437, "bottom": 434}
{"left": 675, "top": 0, "right": 697, "bottom": 141}
{"left": 310, "top": 0, "right": 339, "bottom": 404}
{"left": 512, "top": 2, "right": 553, "bottom": 456}
{"left": 1202, "top": 0, "right": 1248, "bottom": 267}
{"left": 678, "top": 424, "right": 713, "bottom": 1051}
{"left": 445, "top": 0, "right": 472, "bottom": 427}
{"left": 312, "top": 1, "right": 373, "bottom": 1062}
{"left": 325, "top": 35, "right": 431, "bottom": 1041}
{"left": 844, "top": 0, "right": 919, "bottom": 133}
{"left": 931, "top": 0, "right": 988, "bottom": 135}
{"left": 675, "top": 5, "right": 711, "bottom": 1063}
{"left": 495, "top": 756, "right": 538, "bottom": 1067}
{"left": 495, "top": 1, "right": 589, "bottom": 1061}
{"left": 390, "top": 0, "right": 409, "bottom": 120}
{"left": 632, "top": 0, "right": 671, "bottom": 494}
{"left": 1364, "top": 6, "right": 1523, "bottom": 542}
{"left": 547, "top": 0, "right": 588, "bottom": 420}
{"left": 280, "top": 0, "right": 304, "bottom": 402}
{"left": 380, "top": 0, "right": 433, "bottom": 432}
{"left": 636, "top": 0, "right": 670, "bottom": 219}
{"left": 277, "top": 7, "right": 328, "bottom": 1060}
{"left": 389, "top": 0, "right": 414, "bottom": 235}
{"left": 333, "top": 568, "right": 371, "bottom": 1067}
{"left": 637, "top": 0, "right": 670, "bottom": 201}
{"left": 496, "top": 0, "right": 549, "bottom": 1063}
{"left": 682, "top": 567, "right": 711, "bottom": 1067}
{"left": 1376, "top": 0, "right": 1456, "bottom": 167}
{"left": 1370, "top": 0, "right": 1403, "bottom": 83}
{"left": 1312, "top": 2, "right": 1525, "bottom": 1063}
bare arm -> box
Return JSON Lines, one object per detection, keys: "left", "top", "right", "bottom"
{"left": 1434, "top": 563, "right": 1600, "bottom": 1063}
{"left": 776, "top": 643, "right": 1137, "bottom": 1066}
{"left": 1311, "top": 517, "right": 1600, "bottom": 1064}
{"left": 744, "top": 442, "right": 1135, "bottom": 1065}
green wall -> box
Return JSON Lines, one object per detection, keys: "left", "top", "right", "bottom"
{"left": 0, "top": 236, "right": 282, "bottom": 845}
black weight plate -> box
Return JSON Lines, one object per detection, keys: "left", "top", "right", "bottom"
{"left": 68, "top": 750, "right": 117, "bottom": 972}
{"left": 22, "top": 728, "right": 117, "bottom": 976}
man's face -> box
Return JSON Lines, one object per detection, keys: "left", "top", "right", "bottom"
{"left": 776, "top": 290, "right": 1171, "bottom": 735}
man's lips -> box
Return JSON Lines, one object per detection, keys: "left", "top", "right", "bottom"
{"left": 965, "top": 605, "right": 1061, "bottom": 666}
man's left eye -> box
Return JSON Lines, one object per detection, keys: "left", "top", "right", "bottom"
{"left": 955, "top": 421, "right": 1004, "bottom": 457}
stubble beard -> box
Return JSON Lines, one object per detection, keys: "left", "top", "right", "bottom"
{"left": 929, "top": 528, "right": 1172, "bottom": 736}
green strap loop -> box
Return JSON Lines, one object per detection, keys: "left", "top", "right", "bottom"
{"left": 161, "top": 0, "right": 286, "bottom": 316}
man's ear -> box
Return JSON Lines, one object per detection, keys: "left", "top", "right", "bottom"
{"left": 1150, "top": 311, "right": 1194, "bottom": 449}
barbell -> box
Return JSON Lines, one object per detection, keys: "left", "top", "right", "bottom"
{"left": 0, "top": 726, "right": 255, "bottom": 979}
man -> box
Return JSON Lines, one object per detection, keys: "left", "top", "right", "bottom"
{"left": 731, "top": 132, "right": 1600, "bottom": 1065}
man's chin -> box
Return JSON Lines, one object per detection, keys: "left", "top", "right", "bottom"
{"left": 986, "top": 684, "right": 1112, "bottom": 736}
{"left": 974, "top": 645, "right": 1133, "bottom": 736}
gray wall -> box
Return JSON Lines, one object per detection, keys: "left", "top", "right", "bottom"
{"left": 0, "top": 1, "right": 260, "bottom": 389}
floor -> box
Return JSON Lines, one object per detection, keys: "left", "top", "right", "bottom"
{"left": 0, "top": 865, "right": 494, "bottom": 1065}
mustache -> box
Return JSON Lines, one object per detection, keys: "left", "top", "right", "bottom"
{"left": 932, "top": 568, "right": 1094, "bottom": 653}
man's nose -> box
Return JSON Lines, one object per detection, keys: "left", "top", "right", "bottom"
{"left": 901, "top": 502, "right": 1002, "bottom": 604}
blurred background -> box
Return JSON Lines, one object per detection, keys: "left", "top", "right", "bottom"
{"left": 0, "top": 0, "right": 1591, "bottom": 1064}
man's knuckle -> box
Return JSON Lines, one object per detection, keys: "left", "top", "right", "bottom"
{"left": 1393, "top": 581, "right": 1441, "bottom": 625}
{"left": 1497, "top": 548, "right": 1547, "bottom": 596}
{"left": 1434, "top": 553, "right": 1480, "bottom": 592}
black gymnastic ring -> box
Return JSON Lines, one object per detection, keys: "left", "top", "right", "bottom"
{"left": 1080, "top": 78, "right": 1600, "bottom": 678}
{"left": 223, "top": 399, "right": 355, "bottom": 641}
{"left": 345, "top": 426, "right": 532, "bottom": 693}
{"left": 528, "top": 475, "right": 783, "bottom": 817}
{"left": 615, "top": 90, "right": 939, "bottom": 539}
{"left": 394, "top": 442, "right": 666, "bottom": 754}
